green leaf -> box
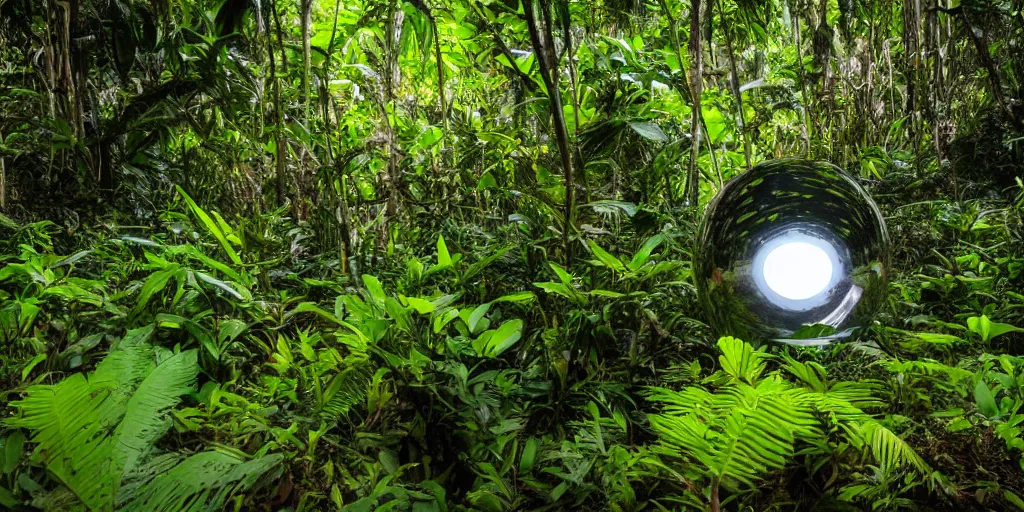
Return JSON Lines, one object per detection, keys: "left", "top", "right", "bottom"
{"left": 628, "top": 234, "right": 665, "bottom": 271}
{"left": 548, "top": 262, "right": 574, "bottom": 285}
{"left": 467, "top": 303, "right": 491, "bottom": 334}
{"left": 534, "top": 282, "right": 587, "bottom": 305}
{"left": 415, "top": 126, "right": 443, "bottom": 150}
{"left": 437, "top": 235, "right": 451, "bottom": 267}
{"left": 967, "top": 315, "right": 1023, "bottom": 342}
{"left": 717, "top": 336, "right": 765, "bottom": 384}
{"left": 588, "top": 402, "right": 606, "bottom": 454}
{"left": 974, "top": 380, "right": 999, "bottom": 418}
{"left": 1005, "top": 489, "right": 1024, "bottom": 510}
{"left": 285, "top": 302, "right": 342, "bottom": 324}
{"left": 3, "top": 431, "right": 24, "bottom": 474}
{"left": 52, "top": 250, "right": 93, "bottom": 268}
{"left": 627, "top": 121, "right": 669, "bottom": 142}
{"left": 405, "top": 296, "right": 435, "bottom": 314}
{"left": 474, "top": 319, "right": 523, "bottom": 358}
{"left": 790, "top": 323, "right": 838, "bottom": 340}
{"left": 195, "top": 271, "right": 247, "bottom": 300}
{"left": 433, "top": 308, "right": 460, "bottom": 333}
{"left": 21, "top": 353, "right": 46, "bottom": 382}
{"left": 583, "top": 200, "right": 637, "bottom": 218}
{"left": 519, "top": 438, "right": 539, "bottom": 474}
{"left": 362, "top": 274, "right": 387, "bottom": 306}
{"left": 0, "top": 212, "right": 18, "bottom": 230}
{"left": 133, "top": 265, "right": 182, "bottom": 315}
{"left": 176, "top": 186, "right": 241, "bottom": 265}
{"left": 703, "top": 106, "right": 729, "bottom": 143}
{"left": 419, "top": 480, "right": 448, "bottom": 512}
{"left": 463, "top": 246, "right": 511, "bottom": 281}
{"left": 477, "top": 172, "right": 497, "bottom": 190}
{"left": 40, "top": 284, "right": 103, "bottom": 306}
{"left": 587, "top": 240, "right": 625, "bottom": 272}
{"left": 0, "top": 486, "right": 18, "bottom": 508}
{"left": 218, "top": 319, "right": 248, "bottom": 345}
{"left": 492, "top": 291, "right": 536, "bottom": 304}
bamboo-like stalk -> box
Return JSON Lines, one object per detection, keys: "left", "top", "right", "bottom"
{"left": 268, "top": 0, "right": 287, "bottom": 206}
{"left": 720, "top": 0, "right": 751, "bottom": 169}
{"left": 685, "top": 0, "right": 704, "bottom": 206}
{"left": 300, "top": 0, "right": 313, "bottom": 104}
{"left": 523, "top": 0, "right": 575, "bottom": 264}
{"left": 0, "top": 128, "right": 5, "bottom": 211}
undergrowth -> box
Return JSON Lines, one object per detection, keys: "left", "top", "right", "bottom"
{"left": 1, "top": 175, "right": 1022, "bottom": 511}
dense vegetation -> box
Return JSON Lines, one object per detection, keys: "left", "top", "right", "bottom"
{"left": 1, "top": 0, "right": 1023, "bottom": 510}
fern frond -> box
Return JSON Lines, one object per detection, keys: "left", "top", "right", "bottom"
{"left": 649, "top": 380, "right": 820, "bottom": 492}
{"left": 823, "top": 381, "right": 886, "bottom": 410}
{"left": 319, "top": 363, "right": 374, "bottom": 422}
{"left": 120, "top": 451, "right": 284, "bottom": 512}
{"left": 645, "top": 386, "right": 713, "bottom": 416}
{"left": 650, "top": 336, "right": 934, "bottom": 498}
{"left": 6, "top": 327, "right": 281, "bottom": 511}
{"left": 717, "top": 336, "right": 766, "bottom": 384}
{"left": 648, "top": 414, "right": 713, "bottom": 458}
{"left": 9, "top": 372, "right": 120, "bottom": 509}
{"left": 784, "top": 359, "right": 931, "bottom": 475}
{"left": 857, "top": 422, "right": 931, "bottom": 474}
{"left": 712, "top": 407, "right": 795, "bottom": 489}
{"left": 884, "top": 359, "right": 973, "bottom": 383}
{"left": 112, "top": 350, "right": 199, "bottom": 476}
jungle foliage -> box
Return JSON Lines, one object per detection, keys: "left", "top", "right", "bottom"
{"left": 1, "top": 0, "right": 1023, "bottom": 510}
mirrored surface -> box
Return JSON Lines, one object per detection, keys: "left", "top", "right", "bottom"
{"left": 694, "top": 159, "right": 890, "bottom": 345}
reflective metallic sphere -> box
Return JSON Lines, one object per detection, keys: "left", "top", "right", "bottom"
{"left": 694, "top": 159, "right": 890, "bottom": 345}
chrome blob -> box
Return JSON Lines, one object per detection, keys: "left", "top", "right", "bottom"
{"left": 694, "top": 159, "right": 890, "bottom": 345}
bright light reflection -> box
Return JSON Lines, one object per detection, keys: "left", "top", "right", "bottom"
{"left": 762, "top": 242, "right": 833, "bottom": 300}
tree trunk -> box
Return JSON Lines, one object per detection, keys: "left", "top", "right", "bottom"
{"left": 523, "top": 0, "right": 575, "bottom": 264}
{"left": 685, "top": 0, "right": 704, "bottom": 206}
{"left": 300, "top": 0, "right": 313, "bottom": 103}
{"left": 658, "top": 0, "right": 690, "bottom": 205}
{"left": 383, "top": 1, "right": 404, "bottom": 239}
{"left": 959, "top": 11, "right": 1022, "bottom": 129}
{"left": 721, "top": 0, "right": 751, "bottom": 168}
{"left": 432, "top": 19, "right": 447, "bottom": 146}
{"left": 791, "top": 3, "right": 812, "bottom": 155}
{"left": 558, "top": 0, "right": 591, "bottom": 203}
{"left": 408, "top": 1, "right": 449, "bottom": 164}
{"left": 317, "top": 0, "right": 353, "bottom": 273}
{"left": 865, "top": 0, "right": 876, "bottom": 146}
{"left": 0, "top": 128, "right": 5, "bottom": 210}
{"left": 268, "top": 0, "right": 287, "bottom": 206}
{"left": 273, "top": 0, "right": 290, "bottom": 73}
{"left": 902, "top": 0, "right": 920, "bottom": 147}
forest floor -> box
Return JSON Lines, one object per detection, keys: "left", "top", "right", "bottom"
{"left": 1, "top": 169, "right": 1023, "bottom": 511}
